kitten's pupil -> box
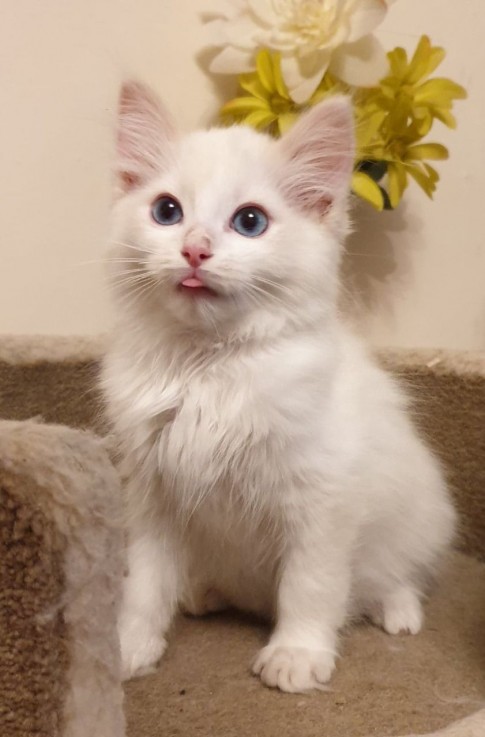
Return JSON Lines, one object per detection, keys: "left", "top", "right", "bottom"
{"left": 232, "top": 205, "right": 268, "bottom": 238}
{"left": 240, "top": 211, "right": 257, "bottom": 231}
{"left": 151, "top": 195, "right": 183, "bottom": 226}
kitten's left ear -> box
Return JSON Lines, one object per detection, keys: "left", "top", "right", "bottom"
{"left": 278, "top": 96, "right": 355, "bottom": 217}
{"left": 116, "top": 81, "right": 177, "bottom": 193}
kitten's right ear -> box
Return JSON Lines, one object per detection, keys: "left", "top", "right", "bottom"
{"left": 116, "top": 81, "right": 176, "bottom": 193}
{"left": 278, "top": 96, "right": 354, "bottom": 218}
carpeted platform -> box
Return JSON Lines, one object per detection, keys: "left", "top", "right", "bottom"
{"left": 125, "top": 553, "right": 485, "bottom": 737}
{"left": 0, "top": 336, "right": 484, "bottom": 737}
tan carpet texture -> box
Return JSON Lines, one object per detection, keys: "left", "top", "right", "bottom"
{"left": 0, "top": 336, "right": 484, "bottom": 737}
{"left": 126, "top": 553, "right": 485, "bottom": 737}
{"left": 0, "top": 466, "right": 67, "bottom": 736}
{"left": 0, "top": 418, "right": 125, "bottom": 737}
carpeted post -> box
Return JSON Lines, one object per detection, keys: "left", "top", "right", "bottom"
{"left": 0, "top": 420, "right": 125, "bottom": 737}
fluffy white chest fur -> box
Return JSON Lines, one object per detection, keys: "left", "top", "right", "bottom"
{"left": 102, "top": 82, "right": 456, "bottom": 693}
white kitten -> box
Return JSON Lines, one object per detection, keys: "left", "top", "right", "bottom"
{"left": 102, "top": 82, "right": 456, "bottom": 693}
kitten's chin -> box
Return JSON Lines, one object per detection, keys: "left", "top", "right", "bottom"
{"left": 163, "top": 285, "right": 229, "bottom": 331}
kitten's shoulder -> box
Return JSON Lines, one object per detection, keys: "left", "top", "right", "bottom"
{"left": 335, "top": 323, "right": 411, "bottom": 412}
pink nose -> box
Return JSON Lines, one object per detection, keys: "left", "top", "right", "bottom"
{"left": 181, "top": 243, "right": 213, "bottom": 269}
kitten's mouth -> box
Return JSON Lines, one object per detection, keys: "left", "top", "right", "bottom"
{"left": 177, "top": 275, "right": 218, "bottom": 298}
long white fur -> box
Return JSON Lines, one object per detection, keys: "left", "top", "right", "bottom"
{"left": 102, "top": 82, "right": 456, "bottom": 693}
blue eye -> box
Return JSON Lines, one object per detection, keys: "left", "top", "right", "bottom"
{"left": 151, "top": 195, "right": 183, "bottom": 225}
{"left": 231, "top": 205, "right": 268, "bottom": 238}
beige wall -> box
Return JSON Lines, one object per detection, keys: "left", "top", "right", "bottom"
{"left": 1, "top": 0, "right": 483, "bottom": 348}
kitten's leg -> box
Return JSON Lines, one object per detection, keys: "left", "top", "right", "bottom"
{"left": 363, "top": 585, "right": 423, "bottom": 635}
{"left": 118, "top": 520, "right": 180, "bottom": 680}
{"left": 253, "top": 507, "right": 354, "bottom": 693}
{"left": 381, "top": 587, "right": 423, "bottom": 635}
{"left": 180, "top": 586, "right": 229, "bottom": 617}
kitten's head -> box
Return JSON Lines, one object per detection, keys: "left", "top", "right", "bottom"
{"left": 109, "top": 81, "right": 354, "bottom": 340}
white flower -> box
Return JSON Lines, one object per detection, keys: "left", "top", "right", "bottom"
{"left": 205, "top": 0, "right": 393, "bottom": 103}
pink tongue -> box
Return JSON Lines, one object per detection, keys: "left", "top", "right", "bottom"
{"left": 182, "top": 277, "right": 205, "bottom": 288}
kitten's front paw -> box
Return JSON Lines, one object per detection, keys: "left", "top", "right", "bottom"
{"left": 118, "top": 611, "right": 167, "bottom": 681}
{"left": 252, "top": 645, "right": 336, "bottom": 693}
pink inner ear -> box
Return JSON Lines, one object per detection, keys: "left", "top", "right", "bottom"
{"left": 116, "top": 81, "right": 176, "bottom": 192}
{"left": 119, "top": 171, "right": 142, "bottom": 190}
{"left": 279, "top": 97, "right": 355, "bottom": 216}
{"left": 315, "top": 195, "right": 334, "bottom": 216}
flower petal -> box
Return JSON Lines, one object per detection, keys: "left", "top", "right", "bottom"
{"left": 423, "top": 45, "right": 446, "bottom": 79}
{"left": 387, "top": 162, "right": 408, "bottom": 208}
{"left": 347, "top": 0, "right": 388, "bottom": 43}
{"left": 209, "top": 46, "right": 255, "bottom": 74}
{"left": 405, "top": 35, "right": 432, "bottom": 85}
{"left": 412, "top": 111, "right": 434, "bottom": 138}
{"left": 271, "top": 53, "right": 290, "bottom": 99}
{"left": 387, "top": 46, "right": 408, "bottom": 78}
{"left": 280, "top": 52, "right": 330, "bottom": 104}
{"left": 256, "top": 49, "right": 276, "bottom": 93}
{"left": 432, "top": 108, "right": 457, "bottom": 129}
{"left": 424, "top": 163, "right": 440, "bottom": 186}
{"left": 247, "top": 0, "right": 278, "bottom": 26}
{"left": 221, "top": 96, "right": 269, "bottom": 117}
{"left": 330, "top": 36, "right": 389, "bottom": 87}
{"left": 239, "top": 74, "right": 269, "bottom": 100}
{"left": 223, "top": 16, "right": 264, "bottom": 50}
{"left": 405, "top": 162, "right": 439, "bottom": 198}
{"left": 405, "top": 143, "right": 449, "bottom": 161}
{"left": 352, "top": 171, "right": 385, "bottom": 210}
{"left": 355, "top": 109, "right": 387, "bottom": 157}
{"left": 277, "top": 112, "right": 298, "bottom": 135}
{"left": 243, "top": 109, "right": 276, "bottom": 129}
{"left": 204, "top": 12, "right": 257, "bottom": 47}
{"left": 414, "top": 78, "right": 467, "bottom": 106}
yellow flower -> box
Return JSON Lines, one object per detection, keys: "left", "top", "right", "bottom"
{"left": 353, "top": 100, "right": 450, "bottom": 209}
{"left": 220, "top": 50, "right": 298, "bottom": 135}
{"left": 220, "top": 38, "right": 466, "bottom": 211}
{"left": 379, "top": 35, "right": 467, "bottom": 134}
{"left": 351, "top": 35, "right": 466, "bottom": 209}
{"left": 221, "top": 49, "right": 348, "bottom": 135}
{"left": 205, "top": 0, "right": 391, "bottom": 103}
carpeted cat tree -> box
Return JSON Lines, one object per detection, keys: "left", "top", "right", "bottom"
{"left": 0, "top": 336, "right": 484, "bottom": 737}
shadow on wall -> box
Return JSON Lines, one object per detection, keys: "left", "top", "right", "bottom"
{"left": 198, "top": 50, "right": 239, "bottom": 110}
{"left": 195, "top": 17, "right": 240, "bottom": 125}
{"left": 341, "top": 199, "right": 424, "bottom": 332}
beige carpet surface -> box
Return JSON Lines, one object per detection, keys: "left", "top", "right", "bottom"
{"left": 0, "top": 336, "right": 484, "bottom": 737}
{"left": 125, "top": 553, "right": 485, "bottom": 737}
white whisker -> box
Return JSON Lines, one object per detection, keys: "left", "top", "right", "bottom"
{"left": 112, "top": 240, "right": 159, "bottom": 257}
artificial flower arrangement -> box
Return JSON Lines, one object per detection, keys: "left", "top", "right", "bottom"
{"left": 203, "top": 1, "right": 466, "bottom": 210}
